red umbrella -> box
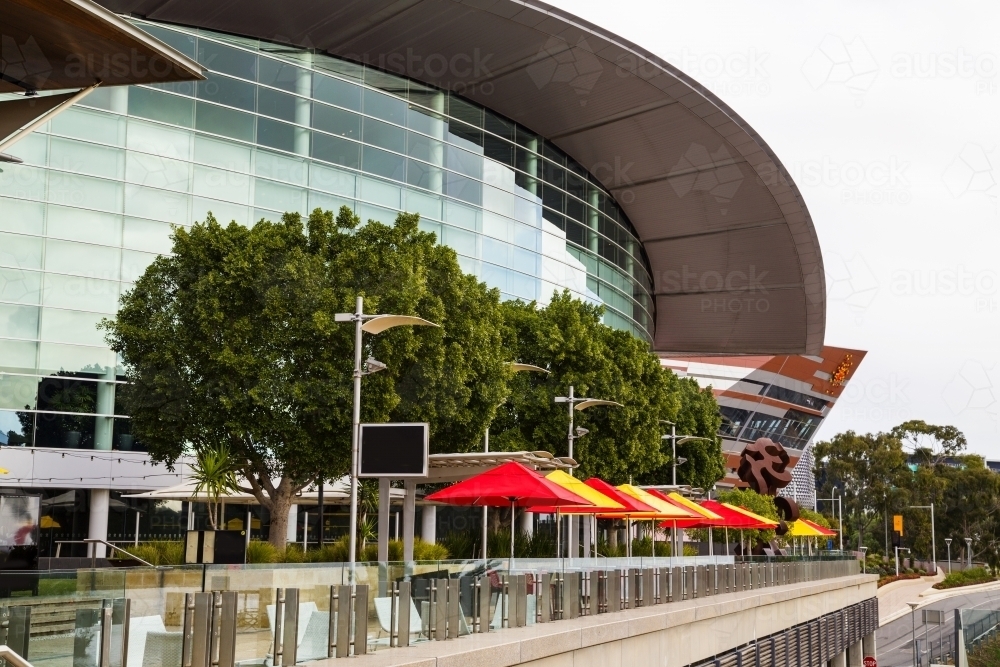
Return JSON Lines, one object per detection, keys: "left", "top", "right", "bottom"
{"left": 425, "top": 461, "right": 591, "bottom": 562}
{"left": 690, "top": 500, "right": 775, "bottom": 529}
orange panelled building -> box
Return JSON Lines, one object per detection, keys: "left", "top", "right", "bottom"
{"left": 661, "top": 346, "right": 866, "bottom": 508}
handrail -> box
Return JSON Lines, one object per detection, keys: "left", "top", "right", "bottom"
{"left": 0, "top": 645, "right": 35, "bottom": 667}
{"left": 85, "top": 539, "right": 157, "bottom": 568}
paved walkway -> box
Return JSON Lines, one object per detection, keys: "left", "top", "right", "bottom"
{"left": 878, "top": 570, "right": 944, "bottom": 625}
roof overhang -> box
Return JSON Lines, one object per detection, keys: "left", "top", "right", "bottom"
{"left": 92, "top": 0, "right": 825, "bottom": 355}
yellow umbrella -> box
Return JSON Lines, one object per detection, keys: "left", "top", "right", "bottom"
{"left": 666, "top": 492, "right": 723, "bottom": 555}
{"left": 617, "top": 484, "right": 695, "bottom": 559}
{"left": 541, "top": 471, "right": 623, "bottom": 558}
{"left": 41, "top": 516, "right": 61, "bottom": 529}
{"left": 785, "top": 520, "right": 827, "bottom": 537}
{"left": 0, "top": 467, "right": 9, "bottom": 474}
{"left": 721, "top": 502, "right": 779, "bottom": 526}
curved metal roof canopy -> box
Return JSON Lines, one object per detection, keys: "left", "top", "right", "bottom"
{"left": 97, "top": 0, "right": 826, "bottom": 355}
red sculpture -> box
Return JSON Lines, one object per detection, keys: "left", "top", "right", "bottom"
{"left": 737, "top": 437, "right": 799, "bottom": 539}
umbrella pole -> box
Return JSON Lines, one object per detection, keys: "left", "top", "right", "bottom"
{"left": 709, "top": 527, "right": 714, "bottom": 558}
{"left": 556, "top": 511, "right": 561, "bottom": 559}
{"left": 510, "top": 500, "right": 516, "bottom": 569}
{"left": 627, "top": 518, "right": 632, "bottom": 561}
{"left": 724, "top": 526, "right": 729, "bottom": 556}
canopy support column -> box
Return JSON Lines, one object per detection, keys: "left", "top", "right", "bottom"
{"left": 403, "top": 480, "right": 416, "bottom": 562}
{"left": 378, "top": 478, "right": 390, "bottom": 562}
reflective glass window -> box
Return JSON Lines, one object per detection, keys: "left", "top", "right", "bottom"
{"left": 198, "top": 40, "right": 257, "bottom": 80}
{"left": 0, "top": 268, "right": 42, "bottom": 304}
{"left": 363, "top": 88, "right": 405, "bottom": 125}
{"left": 140, "top": 24, "right": 196, "bottom": 58}
{"left": 363, "top": 118, "right": 405, "bottom": 153}
{"left": 362, "top": 146, "right": 405, "bottom": 182}
{"left": 311, "top": 132, "right": 360, "bottom": 171}
{"left": 0, "top": 304, "right": 39, "bottom": 340}
{"left": 195, "top": 102, "right": 255, "bottom": 142}
{"left": 312, "top": 104, "right": 360, "bottom": 139}
{"left": 0, "top": 234, "right": 43, "bottom": 270}
{"left": 128, "top": 88, "right": 194, "bottom": 128}
{"left": 312, "top": 74, "right": 362, "bottom": 111}
{"left": 258, "top": 58, "right": 309, "bottom": 94}
{"left": 197, "top": 74, "right": 256, "bottom": 112}
{"left": 49, "top": 138, "right": 124, "bottom": 181}
{"left": 257, "top": 87, "right": 298, "bottom": 122}
{"left": 0, "top": 198, "right": 44, "bottom": 235}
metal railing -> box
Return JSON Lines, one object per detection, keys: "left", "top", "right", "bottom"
{"left": 0, "top": 646, "right": 35, "bottom": 667}
{"left": 53, "top": 539, "right": 156, "bottom": 568}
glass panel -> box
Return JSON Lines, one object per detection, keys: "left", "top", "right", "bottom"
{"left": 0, "top": 267, "right": 42, "bottom": 304}
{"left": 42, "top": 273, "right": 120, "bottom": 313}
{"left": 258, "top": 86, "right": 298, "bottom": 122}
{"left": 38, "top": 342, "right": 115, "bottom": 377}
{"left": 442, "top": 225, "right": 477, "bottom": 257}
{"left": 126, "top": 152, "right": 192, "bottom": 193}
{"left": 511, "top": 246, "right": 538, "bottom": 275}
{"left": 406, "top": 105, "right": 446, "bottom": 137}
{"left": 139, "top": 23, "right": 197, "bottom": 58}
{"left": 0, "top": 339, "right": 37, "bottom": 374}
{"left": 312, "top": 103, "right": 360, "bottom": 139}
{"left": 193, "top": 165, "right": 251, "bottom": 204}
{"left": 406, "top": 159, "right": 442, "bottom": 193}
{"left": 47, "top": 205, "right": 122, "bottom": 247}
{"left": 48, "top": 172, "right": 123, "bottom": 213}
{"left": 482, "top": 237, "right": 509, "bottom": 265}
{"left": 6, "top": 132, "right": 46, "bottom": 166}
{"left": 44, "top": 239, "right": 120, "bottom": 281}
{"left": 309, "top": 163, "right": 356, "bottom": 198}
{"left": 362, "top": 146, "right": 405, "bottom": 181}
{"left": 0, "top": 374, "right": 38, "bottom": 411}
{"left": 49, "top": 137, "right": 124, "bottom": 181}
{"left": 197, "top": 74, "right": 256, "bottom": 112}
{"left": 403, "top": 189, "right": 442, "bottom": 221}
{"left": 193, "top": 197, "right": 249, "bottom": 226}
{"left": 127, "top": 119, "right": 193, "bottom": 161}
{"left": 40, "top": 308, "right": 106, "bottom": 347}
{"left": 123, "top": 217, "right": 175, "bottom": 254}
{"left": 363, "top": 118, "right": 405, "bottom": 153}
{"left": 444, "top": 171, "right": 481, "bottom": 205}
{"left": 311, "top": 132, "right": 360, "bottom": 170}
{"left": 257, "top": 117, "right": 304, "bottom": 153}
{"left": 254, "top": 179, "right": 306, "bottom": 214}
{"left": 407, "top": 132, "right": 443, "bottom": 164}
{"left": 0, "top": 197, "right": 44, "bottom": 235}
{"left": 255, "top": 150, "right": 307, "bottom": 185}
{"left": 121, "top": 249, "right": 158, "bottom": 283}
{"left": 308, "top": 190, "right": 352, "bottom": 215}
{"left": 195, "top": 102, "right": 256, "bottom": 142}
{"left": 50, "top": 107, "right": 126, "bottom": 147}
{"left": 357, "top": 202, "right": 396, "bottom": 226}
{"left": 359, "top": 177, "right": 400, "bottom": 210}
{"left": 194, "top": 135, "right": 252, "bottom": 172}
{"left": 312, "top": 74, "right": 362, "bottom": 111}
{"left": 124, "top": 185, "right": 191, "bottom": 224}
{"left": 446, "top": 144, "right": 482, "bottom": 179}
{"left": 197, "top": 39, "right": 257, "bottom": 80}
{"left": 258, "top": 57, "right": 310, "bottom": 94}
{"left": 0, "top": 233, "right": 43, "bottom": 270}
{"left": 0, "top": 303, "right": 39, "bottom": 340}
{"left": 363, "top": 88, "right": 405, "bottom": 125}
{"left": 0, "top": 164, "right": 46, "bottom": 201}
{"left": 128, "top": 87, "right": 194, "bottom": 127}
{"left": 510, "top": 271, "right": 537, "bottom": 300}
{"left": 444, "top": 200, "right": 479, "bottom": 231}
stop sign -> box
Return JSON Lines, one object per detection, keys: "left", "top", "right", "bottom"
{"left": 863, "top": 657, "right": 877, "bottom": 667}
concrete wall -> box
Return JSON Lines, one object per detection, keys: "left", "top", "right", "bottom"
{"left": 312, "top": 573, "right": 877, "bottom": 667}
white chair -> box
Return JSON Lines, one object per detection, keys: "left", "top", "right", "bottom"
{"left": 129, "top": 616, "right": 167, "bottom": 667}
{"left": 142, "top": 631, "right": 183, "bottom": 667}
{"left": 296, "top": 611, "right": 330, "bottom": 662}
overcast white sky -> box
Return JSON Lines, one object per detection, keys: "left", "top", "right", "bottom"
{"left": 548, "top": 0, "right": 1000, "bottom": 456}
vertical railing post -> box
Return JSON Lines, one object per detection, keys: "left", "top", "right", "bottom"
{"left": 354, "top": 585, "right": 369, "bottom": 655}
{"left": 335, "top": 585, "right": 351, "bottom": 658}
{"left": 476, "top": 575, "right": 490, "bottom": 632}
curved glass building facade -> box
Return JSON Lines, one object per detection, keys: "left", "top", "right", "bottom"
{"left": 0, "top": 21, "right": 655, "bottom": 449}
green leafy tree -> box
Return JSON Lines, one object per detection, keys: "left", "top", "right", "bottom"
{"left": 892, "top": 419, "right": 968, "bottom": 465}
{"left": 715, "top": 488, "right": 778, "bottom": 547}
{"left": 814, "top": 430, "right": 910, "bottom": 554}
{"left": 103, "top": 207, "right": 508, "bottom": 547}
{"left": 488, "top": 293, "right": 723, "bottom": 485}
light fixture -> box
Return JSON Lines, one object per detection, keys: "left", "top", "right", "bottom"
{"left": 574, "top": 427, "right": 589, "bottom": 437}
{"left": 364, "top": 357, "right": 387, "bottom": 374}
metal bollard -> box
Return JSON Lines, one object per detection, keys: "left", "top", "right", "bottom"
{"left": 588, "top": 571, "right": 600, "bottom": 616}
{"left": 398, "top": 581, "right": 412, "bottom": 646}
{"left": 538, "top": 572, "right": 551, "bottom": 623}
{"left": 353, "top": 585, "right": 369, "bottom": 655}
{"left": 608, "top": 570, "right": 621, "bottom": 612}
{"left": 642, "top": 568, "right": 654, "bottom": 606}
{"left": 657, "top": 568, "right": 668, "bottom": 604}
{"left": 335, "top": 585, "right": 351, "bottom": 657}
{"left": 670, "top": 566, "right": 682, "bottom": 602}
{"left": 448, "top": 579, "right": 461, "bottom": 637}
{"left": 433, "top": 579, "right": 448, "bottom": 640}
{"left": 476, "top": 575, "right": 490, "bottom": 632}
{"left": 685, "top": 567, "right": 695, "bottom": 600}
{"left": 560, "top": 572, "right": 572, "bottom": 620}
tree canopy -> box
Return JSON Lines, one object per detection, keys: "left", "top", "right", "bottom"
{"left": 488, "top": 293, "right": 724, "bottom": 487}
{"left": 103, "top": 207, "right": 508, "bottom": 546}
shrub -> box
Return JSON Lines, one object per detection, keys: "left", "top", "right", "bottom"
{"left": 128, "top": 541, "right": 184, "bottom": 565}
{"left": 934, "top": 567, "right": 995, "bottom": 590}
{"left": 247, "top": 540, "right": 281, "bottom": 564}
{"left": 877, "top": 573, "right": 921, "bottom": 588}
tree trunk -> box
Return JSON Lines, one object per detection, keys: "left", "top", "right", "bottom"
{"left": 244, "top": 474, "right": 298, "bottom": 550}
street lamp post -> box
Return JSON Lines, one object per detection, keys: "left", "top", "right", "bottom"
{"left": 965, "top": 537, "right": 973, "bottom": 567}
{"left": 481, "top": 363, "right": 549, "bottom": 563}
{"left": 554, "top": 387, "right": 621, "bottom": 558}
{"left": 659, "top": 420, "right": 711, "bottom": 486}
{"left": 908, "top": 601, "right": 920, "bottom": 667}
{"left": 817, "top": 492, "right": 844, "bottom": 551}
{"left": 910, "top": 504, "right": 936, "bottom": 574}
{"left": 336, "top": 296, "right": 438, "bottom": 580}
{"left": 945, "top": 538, "right": 952, "bottom": 574}
{"left": 860, "top": 546, "right": 868, "bottom": 573}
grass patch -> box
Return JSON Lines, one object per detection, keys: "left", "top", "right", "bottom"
{"left": 129, "top": 541, "right": 185, "bottom": 565}
{"left": 969, "top": 627, "right": 1000, "bottom": 667}
{"left": 934, "top": 567, "right": 996, "bottom": 590}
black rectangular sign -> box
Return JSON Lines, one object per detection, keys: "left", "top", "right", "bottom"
{"left": 359, "top": 423, "right": 428, "bottom": 477}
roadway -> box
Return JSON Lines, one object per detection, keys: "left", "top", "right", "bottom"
{"left": 877, "top": 586, "right": 1000, "bottom": 666}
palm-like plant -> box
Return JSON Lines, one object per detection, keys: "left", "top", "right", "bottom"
{"left": 191, "top": 445, "right": 240, "bottom": 530}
